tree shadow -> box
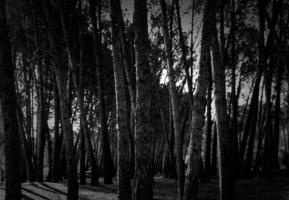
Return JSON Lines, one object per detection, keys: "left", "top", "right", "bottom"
{"left": 22, "top": 187, "right": 52, "bottom": 200}
{"left": 40, "top": 183, "right": 90, "bottom": 200}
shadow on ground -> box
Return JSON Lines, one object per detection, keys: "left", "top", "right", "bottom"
{"left": 0, "top": 171, "right": 288, "bottom": 200}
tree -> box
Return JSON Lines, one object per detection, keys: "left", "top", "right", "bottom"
{"left": 57, "top": 0, "right": 100, "bottom": 186}
{"left": 79, "top": 126, "right": 86, "bottom": 184}
{"left": 229, "top": 0, "right": 239, "bottom": 163}
{"left": 159, "top": 0, "right": 184, "bottom": 199}
{"left": 52, "top": 84, "right": 63, "bottom": 182}
{"left": 133, "top": 0, "right": 154, "bottom": 199}
{"left": 174, "top": 0, "right": 193, "bottom": 107}
{"left": 211, "top": 15, "right": 235, "bottom": 200}
{"left": 272, "top": 0, "right": 285, "bottom": 168}
{"left": 257, "top": 0, "right": 273, "bottom": 180}
{"left": 241, "top": 69, "right": 262, "bottom": 176}
{"left": 55, "top": 66, "right": 79, "bottom": 200}
{"left": 204, "top": 60, "right": 212, "bottom": 180}
{"left": 0, "top": 0, "right": 21, "bottom": 199}
{"left": 36, "top": 60, "right": 49, "bottom": 182}
{"left": 109, "top": 0, "right": 131, "bottom": 199}
{"left": 39, "top": 1, "right": 79, "bottom": 198}
{"left": 184, "top": 0, "right": 214, "bottom": 199}
{"left": 89, "top": 0, "right": 115, "bottom": 184}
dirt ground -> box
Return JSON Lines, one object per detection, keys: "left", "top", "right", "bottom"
{"left": 0, "top": 172, "right": 288, "bottom": 200}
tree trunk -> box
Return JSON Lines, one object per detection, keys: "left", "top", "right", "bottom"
{"left": 58, "top": 134, "right": 67, "bottom": 180}
{"left": 56, "top": 67, "right": 78, "bottom": 200}
{"left": 168, "top": 106, "right": 176, "bottom": 179}
{"left": 125, "top": 84, "right": 135, "bottom": 178}
{"left": 211, "top": 122, "right": 218, "bottom": 175}
{"left": 230, "top": 0, "right": 238, "bottom": 166}
{"left": 57, "top": 0, "right": 100, "bottom": 186}
{"left": 262, "top": 67, "right": 273, "bottom": 180}
{"left": 133, "top": 0, "right": 154, "bottom": 199}
{"left": 272, "top": 60, "right": 282, "bottom": 168}
{"left": 109, "top": 0, "right": 132, "bottom": 199}
{"left": 23, "top": 60, "right": 34, "bottom": 179}
{"left": 119, "top": 13, "right": 136, "bottom": 178}
{"left": 98, "top": 67, "right": 115, "bottom": 184}
{"left": 36, "top": 63, "right": 48, "bottom": 182}
{"left": 55, "top": 66, "right": 79, "bottom": 200}
{"left": 205, "top": 64, "right": 212, "bottom": 180}
{"left": 17, "top": 106, "right": 34, "bottom": 182}
{"left": 238, "top": 70, "right": 262, "bottom": 176}
{"left": 174, "top": 0, "right": 193, "bottom": 107}
{"left": 254, "top": 103, "right": 266, "bottom": 172}
{"left": 242, "top": 72, "right": 263, "bottom": 177}
{"left": 0, "top": 0, "right": 21, "bottom": 198}
{"left": 52, "top": 84, "right": 62, "bottom": 182}
{"left": 243, "top": 96, "right": 260, "bottom": 177}
{"left": 77, "top": 88, "right": 99, "bottom": 186}
{"left": 79, "top": 127, "right": 86, "bottom": 184}
{"left": 39, "top": 4, "right": 79, "bottom": 195}
{"left": 211, "top": 20, "right": 235, "bottom": 200}
{"left": 89, "top": 0, "right": 115, "bottom": 184}
{"left": 46, "top": 120, "right": 53, "bottom": 181}
{"left": 183, "top": 0, "right": 215, "bottom": 199}
{"left": 257, "top": 0, "right": 273, "bottom": 180}
{"left": 159, "top": 0, "right": 184, "bottom": 198}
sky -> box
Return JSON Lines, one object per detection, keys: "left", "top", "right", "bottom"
{"left": 121, "top": 0, "right": 196, "bottom": 31}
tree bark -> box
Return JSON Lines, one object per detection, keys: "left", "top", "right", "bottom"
{"left": 242, "top": 72, "right": 263, "bottom": 177}
{"left": 118, "top": 11, "right": 136, "bottom": 177}
{"left": 55, "top": 66, "right": 79, "bottom": 200}
{"left": 168, "top": 106, "right": 176, "bottom": 178}
{"left": 211, "top": 20, "right": 235, "bottom": 200}
{"left": 57, "top": 0, "right": 100, "bottom": 185}
{"left": 205, "top": 63, "right": 212, "bottom": 180}
{"left": 272, "top": 59, "right": 282, "bottom": 168}
{"left": 40, "top": 1, "right": 79, "bottom": 195}
{"left": 78, "top": 89, "right": 99, "bottom": 186}
{"left": 174, "top": 0, "right": 193, "bottom": 107}
{"left": 16, "top": 107, "right": 34, "bottom": 182}
{"left": 184, "top": 0, "right": 215, "bottom": 199}
{"left": 159, "top": 0, "right": 184, "bottom": 199}
{"left": 89, "top": 0, "right": 115, "bottom": 184}
{"left": 230, "top": 0, "right": 238, "bottom": 165}
{"left": 23, "top": 59, "right": 34, "bottom": 180}
{"left": 0, "top": 0, "right": 21, "bottom": 199}
{"left": 36, "top": 63, "right": 48, "bottom": 182}
{"left": 133, "top": 0, "right": 154, "bottom": 199}
{"left": 211, "top": 121, "right": 218, "bottom": 175}
{"left": 109, "top": 0, "right": 132, "bottom": 199}
{"left": 258, "top": 0, "right": 273, "bottom": 180}
{"left": 238, "top": 70, "right": 262, "bottom": 176}
{"left": 79, "top": 127, "right": 86, "bottom": 185}
{"left": 52, "top": 84, "right": 62, "bottom": 182}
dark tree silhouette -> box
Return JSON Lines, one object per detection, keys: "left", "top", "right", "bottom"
{"left": 0, "top": 0, "right": 21, "bottom": 199}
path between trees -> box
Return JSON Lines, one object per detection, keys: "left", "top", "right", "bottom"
{"left": 0, "top": 174, "right": 288, "bottom": 200}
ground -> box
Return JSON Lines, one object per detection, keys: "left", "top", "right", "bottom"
{"left": 0, "top": 172, "right": 288, "bottom": 200}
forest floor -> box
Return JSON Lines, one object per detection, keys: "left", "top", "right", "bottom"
{"left": 0, "top": 170, "right": 288, "bottom": 200}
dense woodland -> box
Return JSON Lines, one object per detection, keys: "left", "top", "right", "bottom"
{"left": 0, "top": 0, "right": 289, "bottom": 199}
